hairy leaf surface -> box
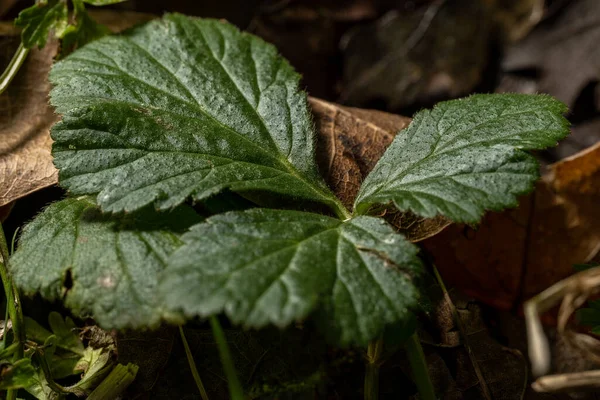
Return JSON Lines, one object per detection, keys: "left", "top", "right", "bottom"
{"left": 161, "top": 209, "right": 422, "bottom": 346}
{"left": 50, "top": 14, "right": 340, "bottom": 214}
{"left": 10, "top": 197, "right": 200, "bottom": 328}
{"left": 355, "top": 94, "right": 569, "bottom": 222}
{"left": 15, "top": 0, "right": 68, "bottom": 49}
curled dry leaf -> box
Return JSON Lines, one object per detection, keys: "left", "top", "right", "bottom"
{"left": 310, "top": 97, "right": 451, "bottom": 241}
{"left": 0, "top": 11, "right": 155, "bottom": 208}
{"left": 422, "top": 140, "right": 600, "bottom": 310}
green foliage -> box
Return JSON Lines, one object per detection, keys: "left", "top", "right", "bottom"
{"left": 162, "top": 209, "right": 422, "bottom": 346}
{"left": 14, "top": 0, "right": 124, "bottom": 53}
{"left": 15, "top": 0, "right": 68, "bottom": 49}
{"left": 11, "top": 15, "right": 569, "bottom": 349}
{"left": 25, "top": 312, "right": 84, "bottom": 355}
{"left": 49, "top": 14, "right": 342, "bottom": 215}
{"left": 0, "top": 358, "right": 36, "bottom": 390}
{"left": 11, "top": 197, "right": 200, "bottom": 329}
{"left": 355, "top": 94, "right": 569, "bottom": 222}
{"left": 61, "top": 1, "right": 111, "bottom": 56}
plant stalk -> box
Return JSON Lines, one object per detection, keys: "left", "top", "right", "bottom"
{"left": 0, "top": 43, "right": 29, "bottom": 96}
{"left": 405, "top": 333, "right": 436, "bottom": 400}
{"left": 364, "top": 338, "right": 384, "bottom": 400}
{"left": 210, "top": 316, "right": 244, "bottom": 400}
{"left": 179, "top": 326, "right": 210, "bottom": 400}
{"left": 0, "top": 224, "right": 24, "bottom": 400}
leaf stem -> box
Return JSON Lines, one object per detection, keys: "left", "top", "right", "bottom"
{"left": 209, "top": 316, "right": 244, "bottom": 400}
{"left": 364, "top": 338, "right": 384, "bottom": 400}
{"left": 405, "top": 333, "right": 435, "bottom": 400}
{"left": 0, "top": 43, "right": 29, "bottom": 96}
{"left": 0, "top": 225, "right": 24, "bottom": 367}
{"left": 0, "top": 223, "right": 24, "bottom": 400}
{"left": 331, "top": 197, "right": 352, "bottom": 221}
{"left": 179, "top": 326, "right": 210, "bottom": 400}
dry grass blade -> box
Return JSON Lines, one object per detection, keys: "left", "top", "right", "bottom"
{"left": 525, "top": 266, "right": 600, "bottom": 392}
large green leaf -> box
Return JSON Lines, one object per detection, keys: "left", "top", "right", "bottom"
{"left": 15, "top": 0, "right": 68, "bottom": 49}
{"left": 50, "top": 14, "right": 344, "bottom": 216}
{"left": 161, "top": 209, "right": 422, "bottom": 346}
{"left": 354, "top": 94, "right": 569, "bottom": 222}
{"left": 10, "top": 197, "right": 200, "bottom": 329}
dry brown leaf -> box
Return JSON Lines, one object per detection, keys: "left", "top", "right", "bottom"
{"left": 311, "top": 97, "right": 451, "bottom": 241}
{"left": 503, "top": 0, "right": 600, "bottom": 109}
{"left": 339, "top": 0, "right": 491, "bottom": 110}
{"left": 0, "top": 33, "right": 58, "bottom": 208}
{"left": 0, "top": 12, "right": 155, "bottom": 208}
{"left": 422, "top": 142, "right": 600, "bottom": 310}
{"left": 417, "top": 288, "right": 528, "bottom": 400}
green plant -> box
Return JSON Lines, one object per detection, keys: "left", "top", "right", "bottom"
{"left": 0, "top": 0, "right": 127, "bottom": 95}
{"left": 6, "top": 13, "right": 569, "bottom": 398}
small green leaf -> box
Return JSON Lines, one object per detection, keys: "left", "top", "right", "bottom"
{"left": 0, "top": 358, "right": 36, "bottom": 390}
{"left": 161, "top": 209, "right": 422, "bottom": 346}
{"left": 60, "top": 9, "right": 110, "bottom": 57}
{"left": 11, "top": 197, "right": 201, "bottom": 329}
{"left": 355, "top": 94, "right": 569, "bottom": 222}
{"left": 50, "top": 15, "right": 343, "bottom": 216}
{"left": 25, "top": 312, "right": 84, "bottom": 355}
{"left": 48, "top": 312, "right": 85, "bottom": 355}
{"left": 72, "top": 347, "right": 113, "bottom": 393}
{"left": 15, "top": 0, "right": 68, "bottom": 49}
{"left": 24, "top": 367, "right": 57, "bottom": 400}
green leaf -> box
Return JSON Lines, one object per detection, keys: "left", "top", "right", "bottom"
{"left": 49, "top": 14, "right": 345, "bottom": 217}
{"left": 60, "top": 8, "right": 110, "bottom": 57}
{"left": 24, "top": 368, "right": 58, "bottom": 400}
{"left": 354, "top": 94, "right": 569, "bottom": 222}
{"left": 25, "top": 312, "right": 84, "bottom": 355}
{"left": 71, "top": 347, "right": 113, "bottom": 393}
{"left": 161, "top": 209, "right": 422, "bottom": 346}
{"left": 15, "top": 0, "right": 68, "bottom": 49}
{"left": 11, "top": 197, "right": 201, "bottom": 329}
{"left": 0, "top": 358, "right": 36, "bottom": 390}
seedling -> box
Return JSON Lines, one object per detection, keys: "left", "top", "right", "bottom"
{"left": 4, "top": 13, "right": 569, "bottom": 399}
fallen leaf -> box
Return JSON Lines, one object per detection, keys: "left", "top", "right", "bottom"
{"left": 339, "top": 0, "right": 492, "bottom": 110}
{"left": 417, "top": 289, "right": 528, "bottom": 400}
{"left": 483, "top": 0, "right": 545, "bottom": 42}
{"left": 503, "top": 0, "right": 600, "bottom": 109}
{"left": 0, "top": 32, "right": 58, "bottom": 208}
{"left": 311, "top": 97, "right": 451, "bottom": 241}
{"left": 422, "top": 142, "right": 600, "bottom": 310}
{"left": 311, "top": 96, "right": 410, "bottom": 208}
{"left": 116, "top": 326, "right": 175, "bottom": 393}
